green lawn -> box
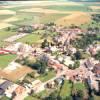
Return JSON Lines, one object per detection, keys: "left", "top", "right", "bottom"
{"left": 24, "top": 90, "right": 50, "bottom": 100}
{"left": 0, "top": 96, "right": 10, "bottom": 100}
{"left": 37, "top": 70, "right": 56, "bottom": 82}
{"left": 74, "top": 82, "right": 86, "bottom": 90}
{"left": 59, "top": 81, "right": 72, "bottom": 98}
{"left": 16, "top": 33, "right": 42, "bottom": 45}
{"left": 0, "top": 30, "right": 16, "bottom": 41}
{"left": 0, "top": 30, "right": 16, "bottom": 47}
{"left": 58, "top": 81, "right": 85, "bottom": 98}
{"left": 0, "top": 54, "right": 16, "bottom": 69}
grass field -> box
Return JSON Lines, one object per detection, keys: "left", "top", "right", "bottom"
{"left": 24, "top": 90, "right": 50, "bottom": 100}
{"left": 11, "top": 12, "right": 67, "bottom": 25}
{"left": 0, "top": 54, "right": 16, "bottom": 69}
{"left": 0, "top": 30, "right": 16, "bottom": 41}
{"left": 37, "top": 70, "right": 56, "bottom": 82}
{"left": 59, "top": 81, "right": 72, "bottom": 98}
{"left": 0, "top": 15, "right": 13, "bottom": 20}
{"left": 0, "top": 30, "right": 16, "bottom": 46}
{"left": 16, "top": 33, "right": 42, "bottom": 45}
{"left": 45, "top": 5, "right": 92, "bottom": 12}
{"left": 74, "top": 82, "right": 85, "bottom": 90}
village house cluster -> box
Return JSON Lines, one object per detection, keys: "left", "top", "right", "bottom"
{"left": 0, "top": 23, "right": 100, "bottom": 100}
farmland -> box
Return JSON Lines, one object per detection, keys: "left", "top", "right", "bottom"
{"left": 0, "top": 1, "right": 99, "bottom": 46}
{"left": 45, "top": 5, "right": 92, "bottom": 12}
{"left": 0, "top": 1, "right": 99, "bottom": 45}
{"left": 16, "top": 33, "right": 42, "bottom": 45}
{"left": 0, "top": 30, "right": 16, "bottom": 41}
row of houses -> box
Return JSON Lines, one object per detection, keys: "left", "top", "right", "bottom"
{"left": 0, "top": 80, "right": 27, "bottom": 100}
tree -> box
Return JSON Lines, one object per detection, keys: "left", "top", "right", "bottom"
{"left": 6, "top": 27, "right": 11, "bottom": 31}
{"left": 39, "top": 60, "right": 47, "bottom": 74}
{"left": 44, "top": 91, "right": 57, "bottom": 100}
{"left": 68, "top": 64, "right": 73, "bottom": 69}
{"left": 41, "top": 39, "right": 49, "bottom": 48}
{"left": 74, "top": 51, "right": 82, "bottom": 60}
{"left": 77, "top": 90, "right": 84, "bottom": 99}
{"left": 95, "top": 51, "right": 100, "bottom": 61}
{"left": 74, "top": 60, "right": 80, "bottom": 69}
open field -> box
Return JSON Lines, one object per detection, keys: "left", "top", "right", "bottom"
{"left": 0, "top": 10, "right": 16, "bottom": 15}
{"left": 0, "top": 15, "right": 13, "bottom": 20}
{"left": 55, "top": 12, "right": 91, "bottom": 26}
{"left": 0, "top": 30, "right": 16, "bottom": 41}
{"left": 0, "top": 54, "right": 16, "bottom": 69}
{"left": 37, "top": 70, "right": 56, "bottom": 82}
{"left": 0, "top": 1, "right": 99, "bottom": 33}
{"left": 0, "top": 23, "right": 13, "bottom": 30}
{"left": 45, "top": 5, "right": 91, "bottom": 12}
{"left": 11, "top": 12, "right": 67, "bottom": 25}
{"left": 3, "top": 16, "right": 18, "bottom": 23}
{"left": 0, "top": 1, "right": 96, "bottom": 29}
{"left": 0, "top": 65, "right": 33, "bottom": 81}
{"left": 59, "top": 80, "right": 72, "bottom": 97}
{"left": 90, "top": 6, "right": 100, "bottom": 10}
{"left": 16, "top": 33, "right": 42, "bottom": 45}
{"left": 0, "top": 30, "right": 17, "bottom": 47}
{"left": 20, "top": 7, "right": 69, "bottom": 14}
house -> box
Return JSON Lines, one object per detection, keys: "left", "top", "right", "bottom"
{"left": 46, "top": 81, "right": 55, "bottom": 89}
{"left": 84, "top": 59, "right": 94, "bottom": 70}
{"left": 89, "top": 47, "right": 97, "bottom": 56}
{"left": 52, "top": 63, "right": 63, "bottom": 71}
{"left": 0, "top": 80, "right": 13, "bottom": 95}
{"left": 12, "top": 85, "right": 26, "bottom": 100}
{"left": 93, "top": 63, "right": 100, "bottom": 78}
{"left": 54, "top": 78, "right": 64, "bottom": 85}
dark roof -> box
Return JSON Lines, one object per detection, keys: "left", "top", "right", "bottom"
{"left": 85, "top": 59, "right": 94, "bottom": 68}
{"left": 94, "top": 63, "right": 100, "bottom": 74}
{"left": 0, "top": 88, "right": 4, "bottom": 95}
{"left": 0, "top": 80, "right": 13, "bottom": 90}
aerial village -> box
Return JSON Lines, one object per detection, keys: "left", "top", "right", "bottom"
{"left": 0, "top": 21, "right": 100, "bottom": 100}
{"left": 0, "top": 1, "right": 100, "bottom": 100}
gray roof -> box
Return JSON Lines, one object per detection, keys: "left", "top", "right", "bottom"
{"left": 0, "top": 80, "right": 13, "bottom": 90}
{"left": 0, "top": 89, "right": 4, "bottom": 95}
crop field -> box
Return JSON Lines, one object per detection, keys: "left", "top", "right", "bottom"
{"left": 0, "top": 1, "right": 98, "bottom": 30}
{"left": 55, "top": 12, "right": 91, "bottom": 26}
{"left": 16, "top": 33, "right": 42, "bottom": 45}
{"left": 45, "top": 5, "right": 92, "bottom": 12}
{"left": 0, "top": 1, "right": 99, "bottom": 38}
{"left": 0, "top": 15, "right": 13, "bottom": 20}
